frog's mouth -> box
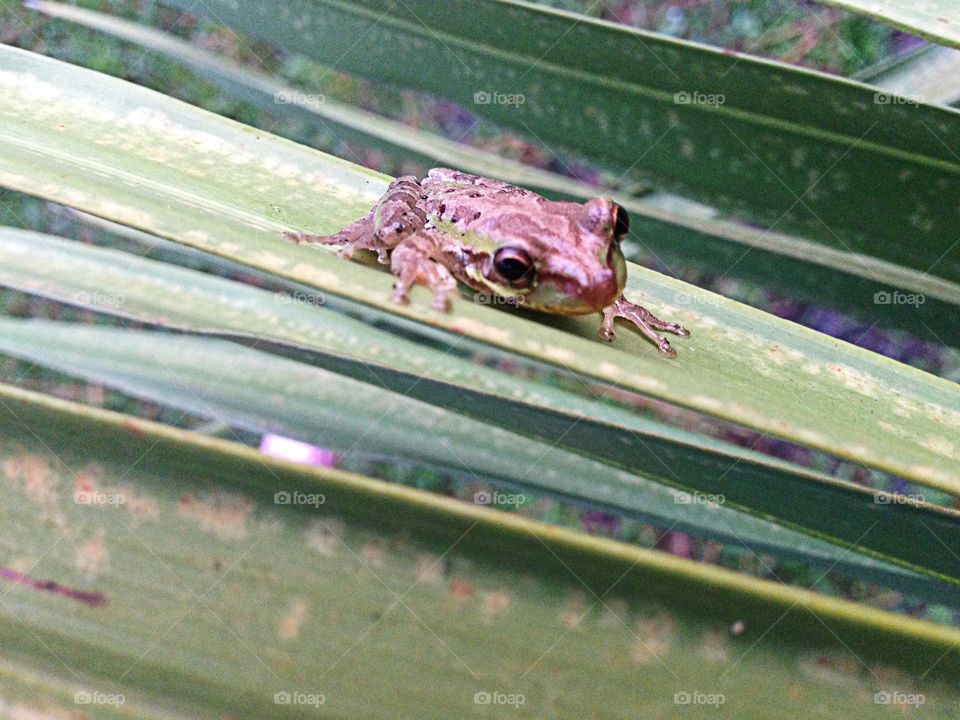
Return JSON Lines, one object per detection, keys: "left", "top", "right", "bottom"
{"left": 524, "top": 276, "right": 620, "bottom": 315}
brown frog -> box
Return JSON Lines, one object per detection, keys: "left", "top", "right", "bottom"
{"left": 284, "top": 168, "right": 689, "bottom": 356}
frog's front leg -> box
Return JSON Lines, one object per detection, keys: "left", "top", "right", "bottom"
{"left": 389, "top": 229, "right": 458, "bottom": 311}
{"left": 600, "top": 296, "right": 690, "bottom": 358}
{"left": 283, "top": 176, "right": 426, "bottom": 261}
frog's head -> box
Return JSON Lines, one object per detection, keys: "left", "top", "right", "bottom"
{"left": 468, "top": 197, "right": 629, "bottom": 315}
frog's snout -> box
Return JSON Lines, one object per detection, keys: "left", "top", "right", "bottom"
{"left": 552, "top": 266, "right": 619, "bottom": 312}
{"left": 577, "top": 268, "right": 621, "bottom": 310}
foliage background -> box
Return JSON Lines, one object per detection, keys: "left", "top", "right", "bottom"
{"left": 0, "top": 0, "right": 957, "bottom": 632}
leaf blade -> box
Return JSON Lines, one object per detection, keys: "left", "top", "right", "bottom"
{"left": 1, "top": 45, "right": 958, "bottom": 494}
{"left": 156, "top": 0, "right": 960, "bottom": 283}
{"left": 2, "top": 227, "right": 959, "bottom": 591}
{"left": 25, "top": 0, "right": 960, "bottom": 347}
{"left": 1, "top": 379, "right": 959, "bottom": 720}
{"left": 817, "top": 0, "right": 960, "bottom": 50}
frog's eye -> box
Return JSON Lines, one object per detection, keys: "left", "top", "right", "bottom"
{"left": 613, "top": 203, "right": 630, "bottom": 240}
{"left": 492, "top": 247, "right": 535, "bottom": 288}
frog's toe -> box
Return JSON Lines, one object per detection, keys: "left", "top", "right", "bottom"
{"left": 646, "top": 315, "right": 690, "bottom": 337}
{"left": 655, "top": 336, "right": 678, "bottom": 358}
{"left": 633, "top": 322, "right": 679, "bottom": 357}
{"left": 390, "top": 270, "right": 454, "bottom": 311}
{"left": 390, "top": 281, "right": 411, "bottom": 306}
{"left": 426, "top": 270, "right": 457, "bottom": 312}
{"left": 431, "top": 290, "right": 453, "bottom": 312}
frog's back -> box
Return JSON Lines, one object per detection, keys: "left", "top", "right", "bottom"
{"left": 423, "top": 168, "right": 546, "bottom": 199}
{"left": 422, "top": 167, "right": 548, "bottom": 226}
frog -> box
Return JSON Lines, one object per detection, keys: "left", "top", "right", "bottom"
{"left": 283, "top": 168, "right": 689, "bottom": 357}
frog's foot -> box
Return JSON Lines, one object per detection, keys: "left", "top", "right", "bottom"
{"left": 390, "top": 233, "right": 458, "bottom": 312}
{"left": 599, "top": 295, "right": 689, "bottom": 358}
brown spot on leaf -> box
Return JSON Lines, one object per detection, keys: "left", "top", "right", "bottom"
{"left": 10, "top": 703, "right": 89, "bottom": 720}
{"left": 4, "top": 447, "right": 57, "bottom": 504}
{"left": 305, "top": 518, "right": 344, "bottom": 557}
{"left": 481, "top": 591, "right": 511, "bottom": 623}
{"left": 278, "top": 598, "right": 309, "bottom": 641}
{"left": 799, "top": 652, "right": 862, "bottom": 686}
{"left": 75, "top": 529, "right": 109, "bottom": 580}
{"left": 178, "top": 492, "right": 253, "bottom": 541}
{"left": 122, "top": 419, "right": 147, "bottom": 438}
{"left": 631, "top": 613, "right": 675, "bottom": 666}
{"left": 361, "top": 541, "right": 387, "bottom": 569}
{"left": 414, "top": 553, "right": 446, "bottom": 585}
{"left": 561, "top": 590, "right": 589, "bottom": 630}
{"left": 448, "top": 581, "right": 473, "bottom": 601}
{"left": 698, "top": 628, "right": 730, "bottom": 663}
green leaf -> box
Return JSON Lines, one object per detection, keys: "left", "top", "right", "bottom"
{"left": 817, "top": 0, "right": 960, "bottom": 50}
{"left": 1, "top": 381, "right": 959, "bottom": 718}
{"left": 857, "top": 45, "right": 960, "bottom": 106}
{"left": 27, "top": 0, "right": 960, "bottom": 346}
{"left": 2, "top": 45, "right": 959, "bottom": 493}
{"left": 3, "top": 227, "right": 959, "bottom": 593}
{"left": 157, "top": 0, "right": 960, "bottom": 286}
{"left": 6, "top": 313, "right": 951, "bottom": 599}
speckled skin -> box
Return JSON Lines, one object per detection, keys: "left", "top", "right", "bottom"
{"left": 284, "top": 168, "right": 689, "bottom": 356}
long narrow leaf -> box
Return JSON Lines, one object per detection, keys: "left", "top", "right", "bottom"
{"left": 0, "top": 381, "right": 959, "bottom": 719}
{"left": 27, "top": 0, "right": 960, "bottom": 346}
{"left": 159, "top": 0, "right": 960, "bottom": 285}
{"left": 2, "top": 46, "right": 959, "bottom": 493}
{"left": 817, "top": 0, "right": 960, "bottom": 50}
{"left": 2, "top": 228, "right": 959, "bottom": 591}
{"left": 4, "top": 315, "right": 951, "bottom": 598}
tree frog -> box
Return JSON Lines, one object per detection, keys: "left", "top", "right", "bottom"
{"left": 284, "top": 168, "right": 689, "bottom": 357}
